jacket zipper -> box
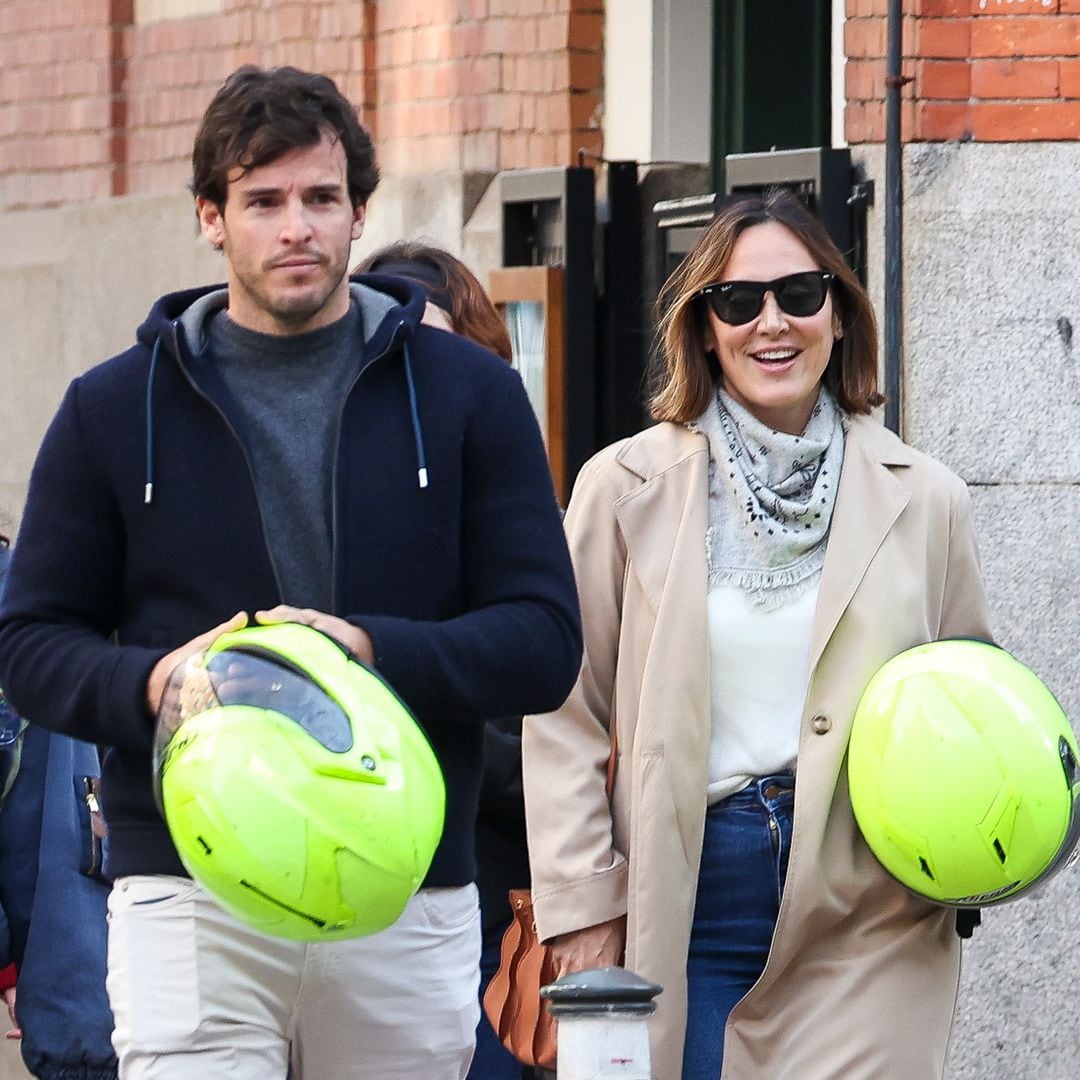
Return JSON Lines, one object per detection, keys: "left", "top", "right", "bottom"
{"left": 83, "top": 776, "right": 105, "bottom": 879}
{"left": 168, "top": 321, "right": 286, "bottom": 601}
{"left": 166, "top": 318, "right": 409, "bottom": 611}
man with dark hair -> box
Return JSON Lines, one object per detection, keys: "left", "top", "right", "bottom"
{"left": 190, "top": 66, "right": 380, "bottom": 212}
{"left": 0, "top": 66, "right": 582, "bottom": 1079}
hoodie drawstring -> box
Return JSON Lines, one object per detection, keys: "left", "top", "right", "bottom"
{"left": 142, "top": 328, "right": 431, "bottom": 504}
{"left": 403, "top": 341, "right": 429, "bottom": 489}
{"left": 144, "top": 337, "right": 161, "bottom": 505}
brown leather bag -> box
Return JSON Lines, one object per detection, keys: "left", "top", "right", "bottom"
{"left": 482, "top": 730, "right": 618, "bottom": 1069}
{"left": 481, "top": 888, "right": 559, "bottom": 1068}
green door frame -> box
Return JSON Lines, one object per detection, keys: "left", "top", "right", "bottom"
{"left": 712, "top": 0, "right": 832, "bottom": 192}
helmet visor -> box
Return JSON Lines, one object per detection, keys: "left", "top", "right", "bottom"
{"left": 153, "top": 648, "right": 353, "bottom": 814}
{"left": 972, "top": 735, "right": 1080, "bottom": 907}
{"left": 1027, "top": 736, "right": 1080, "bottom": 892}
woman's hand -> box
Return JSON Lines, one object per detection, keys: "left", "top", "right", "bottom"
{"left": 549, "top": 915, "right": 627, "bottom": 979}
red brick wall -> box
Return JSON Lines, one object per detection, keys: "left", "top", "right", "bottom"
{"left": 0, "top": 0, "right": 604, "bottom": 211}
{"left": 847, "top": 0, "right": 1080, "bottom": 142}
{"left": 370, "top": 0, "right": 602, "bottom": 175}
{"left": 124, "top": 2, "right": 369, "bottom": 196}
{"left": 0, "top": 0, "right": 128, "bottom": 205}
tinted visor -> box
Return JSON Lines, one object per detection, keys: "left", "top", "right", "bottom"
{"left": 1034, "top": 736, "right": 1080, "bottom": 888}
{"left": 154, "top": 648, "right": 354, "bottom": 802}
{"left": 969, "top": 735, "right": 1080, "bottom": 907}
{"left": 207, "top": 650, "right": 353, "bottom": 752}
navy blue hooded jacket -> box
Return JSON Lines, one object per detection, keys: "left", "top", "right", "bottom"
{"left": 0, "top": 539, "right": 116, "bottom": 1080}
{"left": 0, "top": 275, "right": 582, "bottom": 886}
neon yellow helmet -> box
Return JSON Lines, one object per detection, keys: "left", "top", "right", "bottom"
{"left": 848, "top": 639, "right": 1080, "bottom": 907}
{"left": 153, "top": 622, "right": 445, "bottom": 939}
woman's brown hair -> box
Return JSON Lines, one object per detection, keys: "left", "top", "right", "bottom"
{"left": 650, "top": 187, "right": 882, "bottom": 424}
{"left": 353, "top": 241, "right": 513, "bottom": 362}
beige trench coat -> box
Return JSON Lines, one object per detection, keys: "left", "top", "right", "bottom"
{"left": 523, "top": 414, "right": 993, "bottom": 1080}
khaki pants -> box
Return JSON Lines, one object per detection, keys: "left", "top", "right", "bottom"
{"left": 107, "top": 875, "right": 480, "bottom": 1080}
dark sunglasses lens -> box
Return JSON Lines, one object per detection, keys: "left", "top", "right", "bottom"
{"left": 709, "top": 284, "right": 765, "bottom": 325}
{"left": 776, "top": 273, "right": 829, "bottom": 317}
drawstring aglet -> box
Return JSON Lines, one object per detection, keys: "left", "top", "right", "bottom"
{"left": 144, "top": 483, "right": 154, "bottom": 505}
{"left": 417, "top": 468, "right": 429, "bottom": 489}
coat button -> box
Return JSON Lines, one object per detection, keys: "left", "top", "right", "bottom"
{"left": 811, "top": 714, "right": 831, "bottom": 735}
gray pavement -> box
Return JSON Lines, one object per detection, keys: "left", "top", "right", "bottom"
{"left": 0, "top": 1040, "right": 28, "bottom": 1080}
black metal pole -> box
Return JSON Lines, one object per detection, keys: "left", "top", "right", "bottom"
{"left": 884, "top": 0, "right": 905, "bottom": 435}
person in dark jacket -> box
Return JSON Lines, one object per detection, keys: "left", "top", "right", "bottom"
{"left": 0, "top": 67, "right": 581, "bottom": 1080}
{"left": 354, "top": 242, "right": 536, "bottom": 1080}
{"left": 0, "top": 535, "right": 117, "bottom": 1080}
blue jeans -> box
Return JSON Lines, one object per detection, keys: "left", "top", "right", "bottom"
{"left": 682, "top": 773, "right": 795, "bottom": 1080}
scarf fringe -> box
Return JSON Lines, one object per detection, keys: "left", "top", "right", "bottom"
{"left": 706, "top": 528, "right": 827, "bottom": 608}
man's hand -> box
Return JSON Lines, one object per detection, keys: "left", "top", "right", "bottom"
{"left": 254, "top": 606, "right": 375, "bottom": 666}
{"left": 145, "top": 611, "right": 249, "bottom": 715}
{"left": 549, "top": 915, "right": 627, "bottom": 979}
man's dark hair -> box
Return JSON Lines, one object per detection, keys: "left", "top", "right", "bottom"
{"left": 192, "top": 66, "right": 379, "bottom": 209}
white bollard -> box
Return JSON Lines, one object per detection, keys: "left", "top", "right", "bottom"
{"left": 540, "top": 966, "right": 663, "bottom": 1080}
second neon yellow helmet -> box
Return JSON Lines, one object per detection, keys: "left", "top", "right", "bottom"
{"left": 153, "top": 622, "right": 445, "bottom": 940}
{"left": 848, "top": 639, "right": 1080, "bottom": 907}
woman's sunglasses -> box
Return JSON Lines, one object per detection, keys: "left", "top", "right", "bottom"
{"left": 697, "top": 271, "right": 834, "bottom": 326}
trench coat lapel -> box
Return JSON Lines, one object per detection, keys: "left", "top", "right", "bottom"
{"left": 611, "top": 427, "right": 709, "bottom": 616}
{"left": 609, "top": 419, "right": 913, "bottom": 676}
{"left": 808, "top": 416, "right": 916, "bottom": 674}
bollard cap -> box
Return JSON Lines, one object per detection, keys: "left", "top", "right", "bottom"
{"left": 541, "top": 966, "right": 662, "bottom": 1017}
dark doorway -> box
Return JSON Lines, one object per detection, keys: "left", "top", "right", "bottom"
{"left": 712, "top": 0, "right": 832, "bottom": 190}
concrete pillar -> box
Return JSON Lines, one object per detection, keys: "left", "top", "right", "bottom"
{"left": 541, "top": 966, "right": 662, "bottom": 1079}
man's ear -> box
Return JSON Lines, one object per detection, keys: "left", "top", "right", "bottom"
{"left": 196, "top": 197, "right": 226, "bottom": 251}
{"left": 351, "top": 202, "right": 366, "bottom": 242}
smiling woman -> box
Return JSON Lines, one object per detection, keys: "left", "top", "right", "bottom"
{"left": 651, "top": 188, "right": 881, "bottom": 430}
{"left": 523, "top": 188, "right": 995, "bottom": 1079}
{"left": 698, "top": 224, "right": 839, "bottom": 434}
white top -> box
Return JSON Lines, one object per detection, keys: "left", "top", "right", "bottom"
{"left": 706, "top": 581, "right": 819, "bottom": 803}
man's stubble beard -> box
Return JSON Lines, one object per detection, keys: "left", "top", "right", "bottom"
{"left": 237, "top": 256, "right": 351, "bottom": 332}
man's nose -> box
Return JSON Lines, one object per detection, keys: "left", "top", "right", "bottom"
{"left": 280, "top": 198, "right": 314, "bottom": 243}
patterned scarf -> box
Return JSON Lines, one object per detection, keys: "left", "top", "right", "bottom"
{"left": 690, "top": 386, "right": 846, "bottom": 610}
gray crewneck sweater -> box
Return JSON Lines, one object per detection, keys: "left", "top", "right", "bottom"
{"left": 206, "top": 305, "right": 363, "bottom": 610}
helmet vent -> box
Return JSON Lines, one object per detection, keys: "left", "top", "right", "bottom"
{"left": 919, "top": 857, "right": 935, "bottom": 881}
{"left": 239, "top": 880, "right": 327, "bottom": 929}
{"left": 993, "top": 838, "right": 1007, "bottom": 864}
